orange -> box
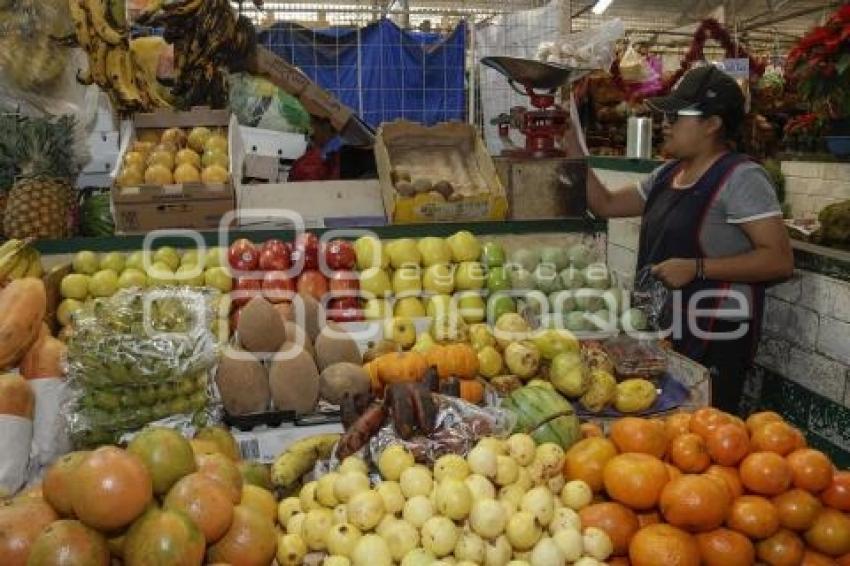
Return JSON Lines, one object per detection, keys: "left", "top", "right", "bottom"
{"left": 696, "top": 528, "right": 756, "bottom": 566}
{"left": 690, "top": 407, "right": 731, "bottom": 440}
{"left": 123, "top": 508, "right": 206, "bottom": 566}
{"left": 207, "top": 505, "right": 277, "bottom": 566}
{"left": 127, "top": 427, "right": 198, "bottom": 496}
{"left": 610, "top": 417, "right": 668, "bottom": 459}
{"left": 603, "top": 453, "right": 670, "bottom": 511}
{"left": 629, "top": 524, "right": 700, "bottom": 566}
{"left": 805, "top": 508, "right": 850, "bottom": 557}
{"left": 669, "top": 433, "right": 711, "bottom": 473}
{"left": 240, "top": 485, "right": 277, "bottom": 524}
{"left": 637, "top": 511, "right": 661, "bottom": 528}
{"left": 802, "top": 549, "right": 839, "bottom": 565}
{"left": 665, "top": 412, "right": 693, "bottom": 440}
{"left": 564, "top": 437, "right": 618, "bottom": 493}
{"left": 71, "top": 446, "right": 153, "bottom": 532}
{"left": 26, "top": 519, "right": 110, "bottom": 566}
{"left": 163, "top": 473, "right": 235, "bottom": 544}
{"left": 666, "top": 463, "right": 683, "bottom": 481}
{"left": 751, "top": 422, "right": 804, "bottom": 456}
{"left": 773, "top": 489, "right": 824, "bottom": 531}
{"left": 705, "top": 465, "right": 744, "bottom": 500}
{"left": 42, "top": 451, "right": 89, "bottom": 517}
{"left": 579, "top": 502, "right": 640, "bottom": 556}
{"left": 706, "top": 423, "right": 751, "bottom": 467}
{"left": 823, "top": 471, "right": 850, "bottom": 512}
{"left": 0, "top": 499, "right": 59, "bottom": 566}
{"left": 787, "top": 449, "right": 835, "bottom": 494}
{"left": 581, "top": 422, "right": 604, "bottom": 438}
{"left": 839, "top": 553, "right": 850, "bottom": 565}
{"left": 740, "top": 452, "right": 793, "bottom": 496}
{"left": 756, "top": 528, "right": 805, "bottom": 566}
{"left": 608, "top": 558, "right": 631, "bottom": 566}
{"left": 660, "top": 474, "right": 731, "bottom": 533}
{"left": 196, "top": 453, "right": 243, "bottom": 504}
{"left": 746, "top": 411, "right": 783, "bottom": 435}
{"left": 727, "top": 495, "right": 781, "bottom": 540}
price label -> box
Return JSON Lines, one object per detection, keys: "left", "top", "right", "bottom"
{"left": 719, "top": 59, "right": 750, "bottom": 79}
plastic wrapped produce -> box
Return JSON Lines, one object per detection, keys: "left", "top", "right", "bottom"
{"left": 64, "top": 287, "right": 219, "bottom": 447}
{"left": 603, "top": 335, "right": 667, "bottom": 380}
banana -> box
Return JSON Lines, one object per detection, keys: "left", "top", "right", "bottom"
{"left": 0, "top": 239, "right": 24, "bottom": 262}
{"left": 106, "top": 45, "right": 144, "bottom": 109}
{"left": 166, "top": 0, "right": 204, "bottom": 16}
{"left": 25, "top": 250, "right": 43, "bottom": 278}
{"left": 0, "top": 250, "right": 24, "bottom": 280}
{"left": 271, "top": 433, "right": 340, "bottom": 488}
{"left": 89, "top": 39, "right": 109, "bottom": 87}
{"left": 76, "top": 68, "right": 94, "bottom": 86}
{"left": 69, "top": 0, "right": 92, "bottom": 51}
{"left": 8, "top": 254, "right": 30, "bottom": 279}
{"left": 85, "top": 0, "right": 123, "bottom": 45}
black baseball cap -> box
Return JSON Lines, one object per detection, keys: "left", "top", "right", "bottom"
{"left": 646, "top": 65, "right": 745, "bottom": 126}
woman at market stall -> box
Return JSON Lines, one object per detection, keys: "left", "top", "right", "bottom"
{"left": 564, "top": 64, "right": 794, "bottom": 414}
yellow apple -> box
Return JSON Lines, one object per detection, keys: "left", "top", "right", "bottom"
{"left": 383, "top": 316, "right": 417, "bottom": 349}
{"left": 394, "top": 297, "right": 426, "bottom": 318}
{"left": 364, "top": 298, "right": 391, "bottom": 320}
{"left": 392, "top": 265, "right": 422, "bottom": 296}
{"left": 360, "top": 267, "right": 392, "bottom": 298}
{"left": 457, "top": 292, "right": 486, "bottom": 323}
{"left": 417, "top": 237, "right": 451, "bottom": 267}
{"left": 426, "top": 294, "right": 455, "bottom": 319}
{"left": 387, "top": 238, "right": 421, "bottom": 268}
{"left": 422, "top": 263, "right": 455, "bottom": 295}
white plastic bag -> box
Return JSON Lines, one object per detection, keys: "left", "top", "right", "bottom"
{"left": 0, "top": 416, "right": 33, "bottom": 497}
{"left": 541, "top": 19, "right": 625, "bottom": 70}
{"left": 620, "top": 45, "right": 650, "bottom": 82}
{"left": 29, "top": 378, "right": 72, "bottom": 470}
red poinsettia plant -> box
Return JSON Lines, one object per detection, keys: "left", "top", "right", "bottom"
{"left": 786, "top": 4, "right": 850, "bottom": 118}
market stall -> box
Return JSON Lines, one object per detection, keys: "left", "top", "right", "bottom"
{"left": 2, "top": 0, "right": 850, "bottom": 564}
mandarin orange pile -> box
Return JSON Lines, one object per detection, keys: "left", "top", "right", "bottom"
{"left": 563, "top": 409, "right": 850, "bottom": 566}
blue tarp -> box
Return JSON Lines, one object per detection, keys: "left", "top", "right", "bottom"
{"left": 257, "top": 19, "right": 466, "bottom": 127}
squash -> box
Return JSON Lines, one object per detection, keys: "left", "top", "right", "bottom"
{"left": 364, "top": 360, "right": 382, "bottom": 395}
{"left": 459, "top": 380, "right": 485, "bottom": 404}
{"left": 0, "top": 278, "right": 47, "bottom": 370}
{"left": 376, "top": 351, "right": 428, "bottom": 385}
{"left": 425, "top": 344, "right": 479, "bottom": 380}
{"left": 0, "top": 373, "right": 34, "bottom": 418}
{"left": 20, "top": 333, "right": 66, "bottom": 380}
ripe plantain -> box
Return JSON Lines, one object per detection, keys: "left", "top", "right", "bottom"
{"left": 88, "top": 39, "right": 109, "bottom": 87}
{"left": 85, "top": 0, "right": 123, "bottom": 45}
{"left": 106, "top": 45, "right": 144, "bottom": 109}
{"left": 25, "top": 250, "right": 44, "bottom": 278}
{"left": 271, "top": 433, "right": 340, "bottom": 488}
{"left": 69, "top": 0, "right": 93, "bottom": 50}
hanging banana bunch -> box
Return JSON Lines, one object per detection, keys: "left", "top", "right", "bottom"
{"left": 68, "top": 0, "right": 173, "bottom": 114}
{"left": 136, "top": 0, "right": 258, "bottom": 109}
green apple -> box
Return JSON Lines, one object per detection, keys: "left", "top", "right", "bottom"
{"left": 383, "top": 316, "right": 417, "bottom": 349}
{"left": 487, "top": 295, "right": 516, "bottom": 325}
{"left": 417, "top": 237, "right": 451, "bottom": 267}
{"left": 118, "top": 268, "right": 148, "bottom": 289}
{"left": 204, "top": 266, "right": 233, "bottom": 292}
{"left": 564, "top": 311, "right": 587, "bottom": 332}
{"left": 550, "top": 290, "right": 577, "bottom": 314}
{"left": 175, "top": 264, "right": 205, "bottom": 286}
{"left": 533, "top": 263, "right": 562, "bottom": 294}
{"left": 575, "top": 288, "right": 604, "bottom": 311}
{"left": 181, "top": 250, "right": 200, "bottom": 267}
{"left": 72, "top": 250, "right": 99, "bottom": 275}
{"left": 584, "top": 263, "right": 611, "bottom": 289}
{"left": 205, "top": 247, "right": 225, "bottom": 269}
{"left": 125, "top": 251, "right": 148, "bottom": 271}
{"left": 394, "top": 296, "right": 425, "bottom": 318}
{"left": 447, "top": 230, "right": 481, "bottom": 262}
{"left": 487, "top": 266, "right": 511, "bottom": 293}
{"left": 509, "top": 248, "right": 539, "bottom": 272}
{"left": 567, "top": 243, "right": 592, "bottom": 269}
{"left": 426, "top": 294, "right": 454, "bottom": 320}
{"left": 392, "top": 265, "right": 422, "bottom": 296}
{"left": 559, "top": 266, "right": 585, "bottom": 290}
{"left": 481, "top": 242, "right": 505, "bottom": 268}
{"left": 457, "top": 292, "right": 486, "bottom": 324}
{"left": 100, "top": 252, "right": 125, "bottom": 273}
{"left": 147, "top": 261, "right": 175, "bottom": 286}
{"left": 354, "top": 235, "right": 389, "bottom": 270}
{"left": 60, "top": 273, "right": 90, "bottom": 300}
{"left": 363, "top": 298, "right": 391, "bottom": 320}
{"left": 422, "top": 263, "right": 454, "bottom": 295}
{"left": 154, "top": 247, "right": 181, "bottom": 271}
{"left": 621, "top": 308, "right": 648, "bottom": 331}
{"left": 455, "top": 261, "right": 486, "bottom": 290}
{"left": 539, "top": 247, "right": 569, "bottom": 271}
{"left": 57, "top": 298, "right": 84, "bottom": 326}
{"left": 387, "top": 238, "right": 421, "bottom": 268}
{"left": 360, "top": 267, "right": 392, "bottom": 298}
{"left": 509, "top": 267, "right": 535, "bottom": 291}
{"left": 586, "top": 309, "right": 614, "bottom": 331}
{"left": 89, "top": 269, "right": 119, "bottom": 297}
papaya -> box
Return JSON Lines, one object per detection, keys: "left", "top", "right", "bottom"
{"left": 0, "top": 278, "right": 47, "bottom": 370}
{"left": 20, "top": 333, "right": 66, "bottom": 379}
{"left": 0, "top": 373, "right": 34, "bottom": 418}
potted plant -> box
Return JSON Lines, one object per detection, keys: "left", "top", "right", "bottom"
{"left": 786, "top": 4, "right": 850, "bottom": 157}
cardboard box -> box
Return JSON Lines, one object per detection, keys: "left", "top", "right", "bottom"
{"left": 236, "top": 179, "right": 386, "bottom": 229}
{"left": 110, "top": 107, "right": 242, "bottom": 234}
{"left": 374, "top": 120, "right": 508, "bottom": 224}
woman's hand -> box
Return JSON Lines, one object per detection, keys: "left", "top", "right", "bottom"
{"left": 651, "top": 258, "right": 697, "bottom": 289}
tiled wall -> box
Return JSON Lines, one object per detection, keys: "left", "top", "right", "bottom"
{"left": 782, "top": 161, "right": 850, "bottom": 219}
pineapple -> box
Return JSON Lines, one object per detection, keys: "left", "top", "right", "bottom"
{"left": 2, "top": 115, "right": 77, "bottom": 240}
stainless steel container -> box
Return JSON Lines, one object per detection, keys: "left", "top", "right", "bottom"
{"left": 626, "top": 116, "right": 653, "bottom": 159}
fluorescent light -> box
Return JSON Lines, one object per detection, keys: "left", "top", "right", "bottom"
{"left": 591, "top": 0, "right": 614, "bottom": 14}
